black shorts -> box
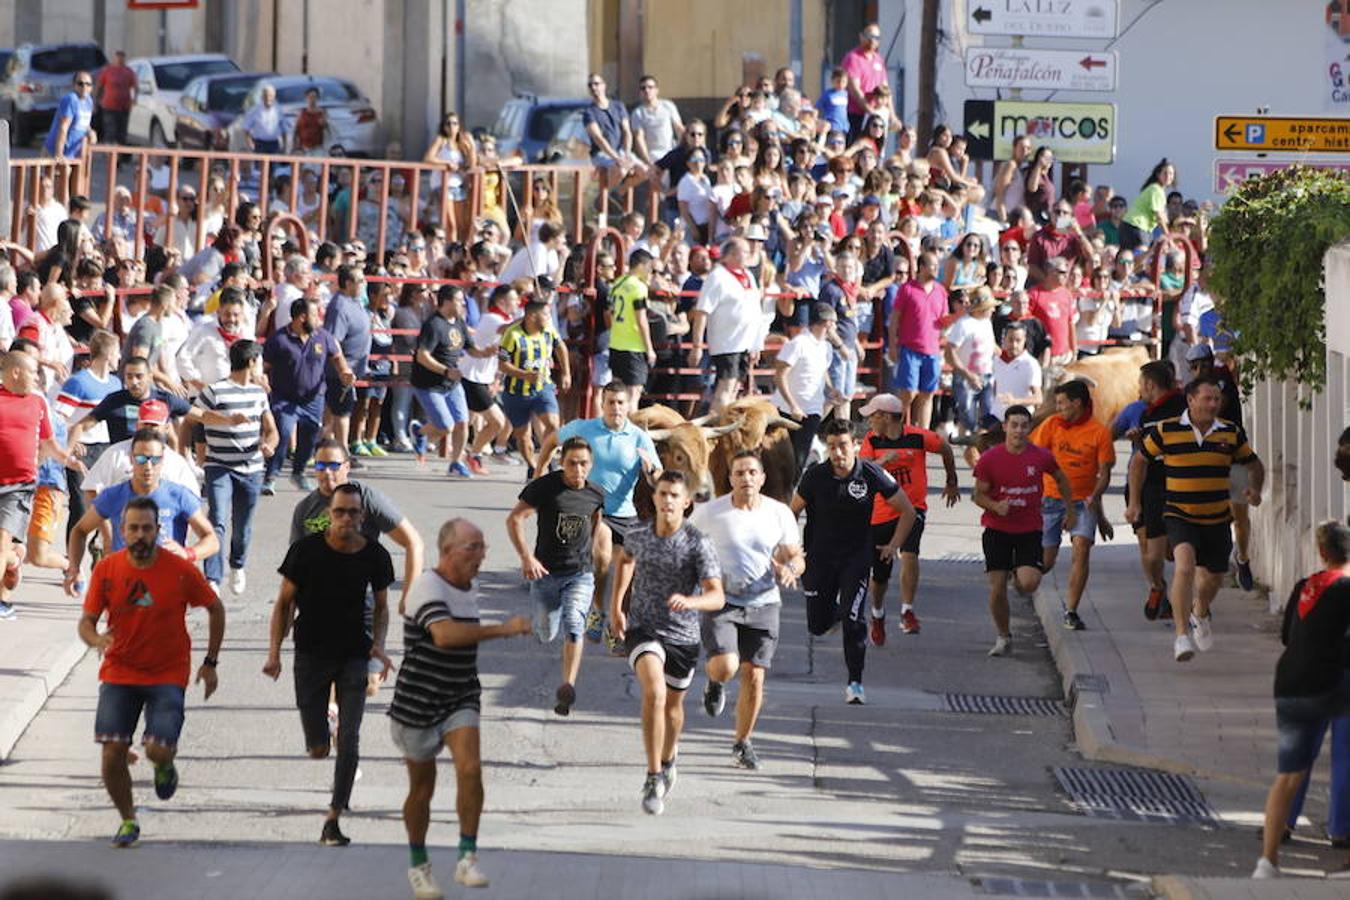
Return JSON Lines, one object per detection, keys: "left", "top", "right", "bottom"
{"left": 604, "top": 513, "right": 641, "bottom": 548}
{"left": 1165, "top": 518, "right": 1233, "bottom": 574}
{"left": 1132, "top": 479, "right": 1167, "bottom": 539}
{"left": 982, "top": 527, "right": 1043, "bottom": 573}
{"left": 608, "top": 349, "right": 650, "bottom": 389}
{"left": 870, "top": 510, "right": 926, "bottom": 583}
{"left": 625, "top": 627, "right": 699, "bottom": 690}
{"left": 325, "top": 379, "right": 357, "bottom": 416}
{"left": 712, "top": 351, "right": 750, "bottom": 383}
{"left": 700, "top": 602, "right": 780, "bottom": 669}
{"left": 462, "top": 379, "right": 496, "bottom": 414}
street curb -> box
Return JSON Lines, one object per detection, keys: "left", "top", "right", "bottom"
{"left": 1149, "top": 876, "right": 1205, "bottom": 900}
{"left": 0, "top": 636, "right": 88, "bottom": 762}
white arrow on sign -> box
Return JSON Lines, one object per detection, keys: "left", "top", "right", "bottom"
{"left": 964, "top": 47, "right": 1118, "bottom": 92}
{"left": 967, "top": 120, "right": 991, "bottom": 140}
{"left": 968, "top": 0, "right": 1120, "bottom": 40}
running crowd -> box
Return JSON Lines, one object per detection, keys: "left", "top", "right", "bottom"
{"left": 0, "top": 20, "right": 1343, "bottom": 896}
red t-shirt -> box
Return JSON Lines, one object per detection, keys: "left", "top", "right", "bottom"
{"left": 294, "top": 107, "right": 327, "bottom": 151}
{"left": 96, "top": 65, "right": 138, "bottom": 112}
{"left": 0, "top": 387, "right": 53, "bottom": 485}
{"left": 973, "top": 443, "right": 1059, "bottom": 534}
{"left": 725, "top": 192, "right": 752, "bottom": 221}
{"left": 83, "top": 549, "right": 217, "bottom": 687}
{"left": 1028, "top": 285, "right": 1075, "bottom": 357}
{"left": 860, "top": 426, "right": 943, "bottom": 520}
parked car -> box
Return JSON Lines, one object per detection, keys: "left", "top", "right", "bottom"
{"left": 0, "top": 42, "right": 107, "bottom": 145}
{"left": 227, "top": 75, "right": 379, "bottom": 156}
{"left": 173, "top": 71, "right": 271, "bottom": 151}
{"left": 490, "top": 94, "right": 588, "bottom": 163}
{"left": 542, "top": 109, "right": 594, "bottom": 165}
{"left": 126, "top": 53, "right": 239, "bottom": 147}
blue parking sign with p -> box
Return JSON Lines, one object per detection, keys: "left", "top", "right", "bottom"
{"left": 1245, "top": 124, "right": 1266, "bottom": 144}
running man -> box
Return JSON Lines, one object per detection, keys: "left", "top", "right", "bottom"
{"left": 497, "top": 300, "right": 569, "bottom": 475}
{"left": 78, "top": 496, "right": 224, "bottom": 847}
{"left": 1126, "top": 360, "right": 1186, "bottom": 620}
{"left": 973, "top": 405, "right": 1074, "bottom": 657}
{"left": 506, "top": 436, "right": 607, "bottom": 716}
{"left": 691, "top": 451, "right": 803, "bottom": 769}
{"left": 791, "top": 418, "right": 916, "bottom": 704}
{"left": 391, "top": 519, "right": 532, "bottom": 898}
{"left": 605, "top": 249, "right": 658, "bottom": 409}
{"left": 858, "top": 392, "right": 959, "bottom": 643}
{"left": 608, "top": 471, "right": 724, "bottom": 814}
{"left": 264, "top": 483, "right": 395, "bottom": 846}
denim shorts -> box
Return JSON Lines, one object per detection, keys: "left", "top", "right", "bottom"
{"left": 828, "top": 347, "right": 858, "bottom": 400}
{"left": 389, "top": 707, "right": 481, "bottom": 761}
{"left": 895, "top": 347, "right": 940, "bottom": 393}
{"left": 414, "top": 384, "right": 469, "bottom": 429}
{"left": 1042, "top": 497, "right": 1098, "bottom": 547}
{"left": 94, "top": 682, "right": 186, "bottom": 747}
{"left": 500, "top": 386, "right": 559, "bottom": 428}
{"left": 531, "top": 570, "right": 595, "bottom": 643}
{"left": 1275, "top": 676, "right": 1350, "bottom": 773}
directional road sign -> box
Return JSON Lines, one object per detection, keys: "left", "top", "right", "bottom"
{"left": 1214, "top": 158, "right": 1350, "bottom": 193}
{"left": 967, "top": 0, "right": 1119, "bottom": 39}
{"left": 1214, "top": 116, "right": 1350, "bottom": 153}
{"left": 964, "top": 47, "right": 1118, "bottom": 92}
{"left": 964, "top": 99, "right": 1116, "bottom": 163}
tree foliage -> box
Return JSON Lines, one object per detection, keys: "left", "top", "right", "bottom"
{"left": 1207, "top": 165, "right": 1350, "bottom": 395}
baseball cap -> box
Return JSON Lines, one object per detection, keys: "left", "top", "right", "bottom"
{"left": 1185, "top": 343, "right": 1214, "bottom": 363}
{"left": 858, "top": 393, "right": 905, "bottom": 417}
{"left": 861, "top": 194, "right": 881, "bottom": 207}
{"left": 137, "top": 399, "right": 170, "bottom": 425}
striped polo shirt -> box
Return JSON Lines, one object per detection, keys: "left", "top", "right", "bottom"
{"left": 497, "top": 321, "right": 560, "bottom": 397}
{"left": 388, "top": 570, "right": 482, "bottom": 728}
{"left": 197, "top": 379, "right": 269, "bottom": 475}
{"left": 1139, "top": 412, "right": 1256, "bottom": 525}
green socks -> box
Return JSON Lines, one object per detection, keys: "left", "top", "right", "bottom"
{"left": 458, "top": 835, "right": 476, "bottom": 860}
{"left": 410, "top": 844, "right": 428, "bottom": 867}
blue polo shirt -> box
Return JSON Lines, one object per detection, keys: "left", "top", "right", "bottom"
{"left": 263, "top": 326, "right": 340, "bottom": 403}
{"left": 556, "top": 416, "right": 656, "bottom": 518}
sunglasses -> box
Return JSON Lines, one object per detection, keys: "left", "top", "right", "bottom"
{"left": 314, "top": 460, "right": 344, "bottom": 472}
{"left": 132, "top": 454, "right": 163, "bottom": 465}
{"left": 330, "top": 507, "right": 362, "bottom": 518}
{"left": 77, "top": 80, "right": 92, "bottom": 86}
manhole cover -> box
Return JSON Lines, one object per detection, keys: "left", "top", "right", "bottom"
{"left": 1053, "top": 767, "right": 1219, "bottom": 824}
{"left": 944, "top": 693, "right": 1065, "bottom": 716}
{"left": 940, "top": 552, "right": 985, "bottom": 564}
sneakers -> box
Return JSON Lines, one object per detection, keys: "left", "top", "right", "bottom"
{"left": 1174, "top": 634, "right": 1197, "bottom": 662}
{"left": 454, "top": 853, "right": 490, "bottom": 888}
{"left": 1251, "top": 857, "right": 1279, "bottom": 879}
{"left": 467, "top": 454, "right": 488, "bottom": 476}
{"left": 351, "top": 441, "right": 373, "bottom": 457}
{"left": 1159, "top": 595, "right": 1174, "bottom": 621}
{"left": 408, "top": 862, "right": 444, "bottom": 899}
{"left": 491, "top": 448, "right": 521, "bottom": 466}
{"left": 319, "top": 818, "right": 350, "bottom": 847}
{"left": 260, "top": 479, "right": 276, "bottom": 496}
{"left": 447, "top": 461, "right": 473, "bottom": 479}
{"left": 554, "top": 682, "right": 576, "bottom": 717}
{"left": 228, "top": 568, "right": 247, "bottom": 596}
{"left": 899, "top": 608, "right": 921, "bottom": 635}
{"left": 367, "top": 442, "right": 389, "bottom": 458}
{"left": 641, "top": 774, "right": 665, "bottom": 815}
{"left": 410, "top": 420, "right": 429, "bottom": 458}
{"left": 0, "top": 600, "right": 16, "bottom": 621}
{"left": 869, "top": 615, "right": 886, "bottom": 647}
{"left": 583, "top": 607, "right": 605, "bottom": 643}
{"left": 731, "top": 740, "right": 760, "bottom": 770}
{"left": 1236, "top": 558, "right": 1255, "bottom": 591}
{"left": 845, "top": 681, "right": 866, "bottom": 705}
{"left": 1063, "top": 610, "right": 1085, "bottom": 631}
{"left": 703, "top": 681, "right": 725, "bottom": 717}
{"left": 110, "top": 820, "right": 140, "bottom": 848}
{"left": 660, "top": 752, "right": 678, "bottom": 795}
{"left": 988, "top": 634, "right": 1012, "bottom": 657}
{"left": 153, "top": 761, "right": 179, "bottom": 800}
{"left": 1189, "top": 613, "right": 1214, "bottom": 652}
{"left": 1144, "top": 583, "right": 1166, "bottom": 621}
{"left": 290, "top": 473, "right": 315, "bottom": 492}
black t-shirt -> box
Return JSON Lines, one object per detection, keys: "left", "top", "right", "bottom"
{"left": 89, "top": 388, "right": 192, "bottom": 443}
{"left": 68, "top": 293, "right": 99, "bottom": 344}
{"left": 518, "top": 471, "right": 606, "bottom": 575}
{"left": 1137, "top": 389, "right": 1187, "bottom": 489}
{"left": 410, "top": 312, "right": 471, "bottom": 391}
{"left": 278, "top": 533, "right": 396, "bottom": 659}
{"left": 795, "top": 457, "right": 898, "bottom": 558}
{"left": 1275, "top": 574, "right": 1350, "bottom": 697}
{"left": 1214, "top": 364, "right": 1244, "bottom": 427}
{"left": 862, "top": 245, "right": 894, "bottom": 288}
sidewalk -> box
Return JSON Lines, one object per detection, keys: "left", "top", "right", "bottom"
{"left": 0, "top": 569, "right": 88, "bottom": 761}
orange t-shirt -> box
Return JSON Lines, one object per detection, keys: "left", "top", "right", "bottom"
{"left": 860, "top": 426, "right": 943, "bottom": 521}
{"left": 82, "top": 549, "right": 217, "bottom": 687}
{"left": 1031, "top": 413, "right": 1115, "bottom": 501}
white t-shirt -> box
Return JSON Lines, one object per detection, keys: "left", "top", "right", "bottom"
{"left": 82, "top": 438, "right": 201, "bottom": 496}
{"left": 991, "top": 350, "right": 1041, "bottom": 420}
{"left": 945, "top": 314, "right": 996, "bottom": 376}
{"left": 35, "top": 200, "right": 67, "bottom": 252}
{"left": 770, "top": 330, "right": 831, "bottom": 415}
{"left": 695, "top": 265, "right": 767, "bottom": 357}
{"left": 457, "top": 309, "right": 514, "bottom": 384}
{"left": 159, "top": 310, "right": 191, "bottom": 381}
{"left": 676, "top": 173, "right": 717, "bottom": 226}
{"left": 272, "top": 282, "right": 306, "bottom": 332}
{"left": 629, "top": 99, "right": 682, "bottom": 161}
{"left": 1076, "top": 293, "right": 1118, "bottom": 349}
{"left": 689, "top": 493, "right": 798, "bottom": 607}
{"left": 499, "top": 240, "right": 560, "bottom": 285}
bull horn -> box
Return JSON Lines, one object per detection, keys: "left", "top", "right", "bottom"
{"left": 647, "top": 428, "right": 673, "bottom": 442}
{"left": 701, "top": 422, "right": 741, "bottom": 438}
{"left": 770, "top": 412, "right": 801, "bottom": 431}
{"left": 688, "top": 414, "right": 712, "bottom": 426}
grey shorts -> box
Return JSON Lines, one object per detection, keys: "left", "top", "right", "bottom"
{"left": 0, "top": 482, "right": 35, "bottom": 538}
{"left": 700, "top": 602, "right": 780, "bottom": 669}
{"left": 389, "top": 708, "right": 481, "bottom": 762}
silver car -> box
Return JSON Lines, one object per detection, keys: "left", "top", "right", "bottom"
{"left": 0, "top": 42, "right": 107, "bottom": 146}
{"left": 227, "top": 75, "right": 379, "bottom": 157}
{"left": 126, "top": 53, "right": 240, "bottom": 147}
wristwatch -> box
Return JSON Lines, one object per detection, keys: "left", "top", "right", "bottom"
{"left": 201, "top": 655, "right": 218, "bottom": 668}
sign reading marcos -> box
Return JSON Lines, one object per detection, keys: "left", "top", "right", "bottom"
{"left": 965, "top": 100, "right": 1116, "bottom": 163}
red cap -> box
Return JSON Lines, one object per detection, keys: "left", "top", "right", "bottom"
{"left": 137, "top": 399, "right": 170, "bottom": 425}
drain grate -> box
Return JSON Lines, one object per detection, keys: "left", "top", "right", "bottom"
{"left": 1073, "top": 673, "right": 1110, "bottom": 696}
{"left": 940, "top": 552, "right": 985, "bottom": 564}
{"left": 1053, "top": 767, "right": 1218, "bottom": 824}
{"left": 944, "top": 693, "right": 1066, "bottom": 716}
{"left": 976, "top": 876, "right": 1140, "bottom": 897}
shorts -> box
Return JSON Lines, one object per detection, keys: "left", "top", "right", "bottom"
{"left": 500, "top": 386, "right": 559, "bottom": 429}
{"left": 603, "top": 513, "right": 641, "bottom": 548}
{"left": 1042, "top": 497, "right": 1098, "bottom": 547}
{"left": 414, "top": 384, "right": 469, "bottom": 429}
{"left": 1133, "top": 479, "right": 1167, "bottom": 539}
{"left": 700, "top": 602, "right": 780, "bottom": 669}
{"left": 389, "top": 708, "right": 481, "bottom": 762}
{"left": 870, "top": 511, "right": 926, "bottom": 583}
{"left": 626, "top": 627, "right": 699, "bottom": 691}
{"left": 326, "top": 378, "right": 358, "bottom": 416}
{"left": 982, "top": 527, "right": 1044, "bottom": 573}
{"left": 462, "top": 379, "right": 496, "bottom": 414}
{"left": 711, "top": 351, "right": 750, "bottom": 383}
{"left": 592, "top": 151, "right": 635, "bottom": 170}
{"left": 1275, "top": 676, "right": 1350, "bottom": 773}
{"left": 896, "top": 346, "right": 941, "bottom": 394}
{"left": 94, "top": 682, "right": 186, "bottom": 747}
{"left": 608, "top": 349, "right": 650, "bottom": 389}
{"left": 363, "top": 358, "right": 392, "bottom": 402}
{"left": 26, "top": 485, "right": 66, "bottom": 545}
{"left": 1229, "top": 465, "right": 1250, "bottom": 504}
{"left": 1165, "top": 518, "right": 1233, "bottom": 574}
{"left": 0, "top": 482, "right": 35, "bottom": 538}
{"left": 828, "top": 346, "right": 858, "bottom": 400}
{"left": 531, "top": 570, "right": 595, "bottom": 643}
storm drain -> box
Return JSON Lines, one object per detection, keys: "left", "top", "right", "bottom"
{"left": 945, "top": 693, "right": 1065, "bottom": 716}
{"left": 940, "top": 552, "right": 985, "bottom": 564}
{"left": 976, "top": 876, "right": 1142, "bottom": 898}
{"left": 1053, "top": 767, "right": 1219, "bottom": 825}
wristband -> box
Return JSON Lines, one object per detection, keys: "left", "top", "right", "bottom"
{"left": 201, "top": 655, "right": 218, "bottom": 668}
{"left": 185, "top": 547, "right": 197, "bottom": 563}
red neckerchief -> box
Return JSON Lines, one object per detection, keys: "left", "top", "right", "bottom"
{"left": 999, "top": 348, "right": 1017, "bottom": 363}
{"left": 725, "top": 266, "right": 752, "bottom": 290}
{"left": 1146, "top": 388, "right": 1181, "bottom": 416}
{"left": 218, "top": 327, "right": 241, "bottom": 345}
{"left": 833, "top": 276, "right": 859, "bottom": 303}
{"left": 1297, "top": 569, "right": 1346, "bottom": 619}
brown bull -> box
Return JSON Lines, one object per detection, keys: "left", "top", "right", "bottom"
{"left": 707, "top": 397, "right": 801, "bottom": 503}
{"left": 628, "top": 404, "right": 739, "bottom": 517}
{"left": 1041, "top": 345, "right": 1150, "bottom": 428}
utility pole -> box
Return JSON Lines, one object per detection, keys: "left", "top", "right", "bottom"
{"left": 916, "top": 0, "right": 939, "bottom": 149}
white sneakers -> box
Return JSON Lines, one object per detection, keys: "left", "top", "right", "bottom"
{"left": 454, "top": 853, "right": 490, "bottom": 888}
{"left": 1251, "top": 857, "right": 1279, "bottom": 879}
{"left": 844, "top": 682, "right": 866, "bottom": 705}
{"left": 988, "top": 634, "right": 1012, "bottom": 657}
{"left": 1173, "top": 634, "right": 1197, "bottom": 662}
{"left": 408, "top": 862, "right": 443, "bottom": 899}
{"left": 1175, "top": 614, "right": 1215, "bottom": 662}
{"left": 228, "top": 568, "right": 247, "bottom": 596}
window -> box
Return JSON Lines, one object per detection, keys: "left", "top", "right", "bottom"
{"left": 208, "top": 77, "right": 261, "bottom": 113}
{"left": 152, "top": 58, "right": 238, "bottom": 92}
{"left": 527, "top": 105, "right": 583, "bottom": 143}
{"left": 29, "top": 45, "right": 107, "bottom": 74}
{"left": 274, "top": 79, "right": 359, "bottom": 105}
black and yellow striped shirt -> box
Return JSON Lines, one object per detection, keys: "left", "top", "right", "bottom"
{"left": 1139, "top": 413, "right": 1256, "bottom": 525}
{"left": 497, "top": 321, "right": 561, "bottom": 397}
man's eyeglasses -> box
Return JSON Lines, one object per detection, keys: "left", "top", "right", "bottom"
{"left": 77, "top": 80, "right": 92, "bottom": 87}
{"left": 330, "top": 507, "right": 362, "bottom": 518}
{"left": 314, "top": 460, "right": 344, "bottom": 472}
{"left": 132, "top": 454, "right": 163, "bottom": 466}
